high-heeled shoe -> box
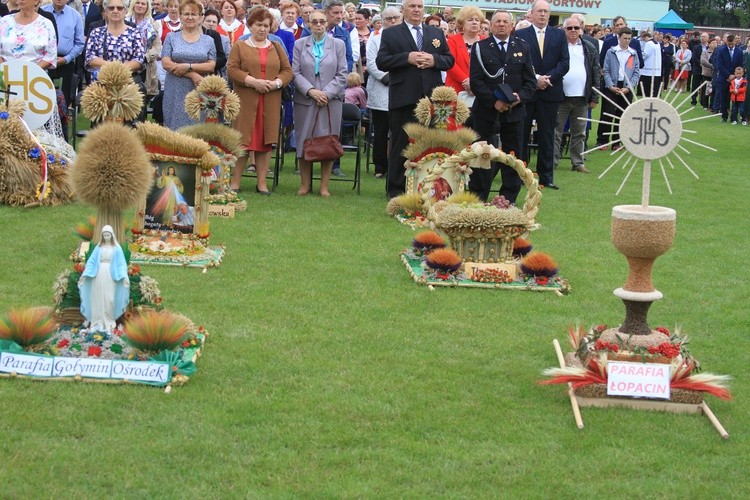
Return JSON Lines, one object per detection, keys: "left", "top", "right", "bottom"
{"left": 256, "top": 187, "right": 272, "bottom": 196}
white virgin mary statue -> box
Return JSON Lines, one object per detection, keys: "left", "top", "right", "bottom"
{"left": 78, "top": 225, "right": 130, "bottom": 332}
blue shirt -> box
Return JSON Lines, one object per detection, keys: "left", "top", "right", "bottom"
{"left": 42, "top": 3, "right": 85, "bottom": 63}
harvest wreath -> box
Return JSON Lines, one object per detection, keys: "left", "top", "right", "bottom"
{"left": 402, "top": 229, "right": 569, "bottom": 293}
{"left": 541, "top": 324, "right": 732, "bottom": 403}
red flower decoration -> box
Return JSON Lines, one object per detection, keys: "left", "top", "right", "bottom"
{"left": 655, "top": 326, "right": 670, "bottom": 336}
{"left": 181, "top": 340, "right": 190, "bottom": 348}
{"left": 594, "top": 339, "right": 619, "bottom": 353}
{"left": 73, "top": 262, "right": 85, "bottom": 273}
{"left": 88, "top": 346, "right": 102, "bottom": 357}
{"left": 657, "top": 342, "right": 681, "bottom": 358}
{"left": 593, "top": 324, "right": 608, "bottom": 333}
{"left": 536, "top": 276, "right": 549, "bottom": 286}
{"left": 57, "top": 339, "right": 70, "bottom": 348}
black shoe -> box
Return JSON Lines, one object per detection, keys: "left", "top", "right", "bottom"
{"left": 542, "top": 183, "right": 560, "bottom": 190}
{"left": 256, "top": 187, "right": 272, "bottom": 196}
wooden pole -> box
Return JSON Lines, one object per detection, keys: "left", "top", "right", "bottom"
{"left": 553, "top": 339, "right": 584, "bottom": 429}
{"left": 700, "top": 401, "right": 729, "bottom": 439}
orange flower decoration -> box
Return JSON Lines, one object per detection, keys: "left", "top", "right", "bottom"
{"left": 520, "top": 251, "right": 558, "bottom": 277}
{"left": 425, "top": 248, "right": 463, "bottom": 272}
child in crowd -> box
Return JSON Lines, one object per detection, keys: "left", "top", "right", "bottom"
{"left": 729, "top": 66, "right": 747, "bottom": 125}
{"left": 344, "top": 72, "right": 367, "bottom": 115}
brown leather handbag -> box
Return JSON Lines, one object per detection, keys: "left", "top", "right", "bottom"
{"left": 303, "top": 106, "right": 344, "bottom": 161}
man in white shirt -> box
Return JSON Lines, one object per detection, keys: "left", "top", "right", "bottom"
{"left": 638, "top": 31, "right": 662, "bottom": 98}
{"left": 554, "top": 16, "right": 600, "bottom": 173}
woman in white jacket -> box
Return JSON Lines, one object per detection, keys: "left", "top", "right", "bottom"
{"left": 365, "top": 7, "right": 401, "bottom": 180}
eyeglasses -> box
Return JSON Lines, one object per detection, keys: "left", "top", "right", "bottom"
{"left": 309, "top": 19, "right": 326, "bottom": 25}
{"left": 383, "top": 16, "right": 399, "bottom": 21}
{"left": 107, "top": 5, "right": 125, "bottom": 11}
{"left": 565, "top": 26, "right": 581, "bottom": 31}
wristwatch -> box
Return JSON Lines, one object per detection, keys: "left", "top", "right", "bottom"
{"left": 276, "top": 80, "right": 281, "bottom": 89}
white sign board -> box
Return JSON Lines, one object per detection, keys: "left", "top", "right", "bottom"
{"left": 607, "top": 361, "right": 670, "bottom": 399}
{"left": 52, "top": 357, "right": 113, "bottom": 379}
{"left": 1, "top": 61, "right": 57, "bottom": 130}
{"left": 111, "top": 360, "right": 170, "bottom": 384}
{"left": 0, "top": 351, "right": 171, "bottom": 385}
{"left": 208, "top": 204, "right": 235, "bottom": 218}
{"left": 0, "top": 352, "right": 53, "bottom": 376}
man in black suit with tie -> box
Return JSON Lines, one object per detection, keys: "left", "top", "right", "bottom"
{"left": 376, "top": 0, "right": 454, "bottom": 199}
{"left": 81, "top": 0, "right": 102, "bottom": 37}
{"left": 514, "top": 0, "right": 568, "bottom": 190}
{"left": 469, "top": 10, "right": 536, "bottom": 202}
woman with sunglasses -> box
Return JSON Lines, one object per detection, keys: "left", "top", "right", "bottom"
{"left": 292, "top": 9, "right": 347, "bottom": 197}
{"left": 85, "top": 0, "right": 146, "bottom": 82}
{"left": 161, "top": 0, "right": 216, "bottom": 130}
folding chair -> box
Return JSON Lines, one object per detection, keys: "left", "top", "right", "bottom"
{"left": 362, "top": 111, "right": 373, "bottom": 174}
{"left": 328, "top": 102, "right": 362, "bottom": 194}
{"left": 297, "top": 103, "right": 362, "bottom": 194}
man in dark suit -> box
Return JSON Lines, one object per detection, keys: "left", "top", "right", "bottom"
{"left": 690, "top": 32, "right": 708, "bottom": 105}
{"left": 469, "top": 10, "right": 536, "bottom": 202}
{"left": 598, "top": 16, "right": 644, "bottom": 68}
{"left": 713, "top": 34, "right": 744, "bottom": 122}
{"left": 376, "top": 0, "right": 454, "bottom": 199}
{"left": 80, "top": 0, "right": 102, "bottom": 36}
{"left": 514, "top": 0, "right": 568, "bottom": 190}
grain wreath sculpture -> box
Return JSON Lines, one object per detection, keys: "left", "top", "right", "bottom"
{"left": 180, "top": 76, "right": 246, "bottom": 211}
{"left": 79, "top": 62, "right": 144, "bottom": 123}
{"left": 430, "top": 142, "right": 542, "bottom": 264}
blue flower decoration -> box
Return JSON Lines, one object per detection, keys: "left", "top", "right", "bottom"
{"left": 0, "top": 111, "right": 8, "bottom": 120}
{"left": 60, "top": 158, "right": 67, "bottom": 166}
{"left": 28, "top": 147, "right": 41, "bottom": 159}
{"left": 48, "top": 154, "right": 56, "bottom": 164}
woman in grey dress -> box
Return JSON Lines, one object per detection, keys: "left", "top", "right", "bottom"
{"left": 161, "top": 0, "right": 216, "bottom": 130}
{"left": 292, "top": 9, "right": 347, "bottom": 197}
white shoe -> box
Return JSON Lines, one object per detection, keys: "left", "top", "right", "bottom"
{"left": 731, "top": 121, "right": 737, "bottom": 125}
{"left": 743, "top": 121, "right": 748, "bottom": 126}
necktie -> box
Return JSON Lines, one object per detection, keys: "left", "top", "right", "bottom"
{"left": 537, "top": 29, "right": 545, "bottom": 58}
{"left": 83, "top": 3, "right": 88, "bottom": 16}
{"left": 498, "top": 40, "right": 506, "bottom": 57}
{"left": 414, "top": 25, "right": 422, "bottom": 51}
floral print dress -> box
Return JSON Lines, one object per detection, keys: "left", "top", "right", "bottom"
{"left": 0, "top": 15, "right": 57, "bottom": 67}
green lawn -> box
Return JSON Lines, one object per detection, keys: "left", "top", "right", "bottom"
{"left": 1, "top": 105, "right": 748, "bottom": 497}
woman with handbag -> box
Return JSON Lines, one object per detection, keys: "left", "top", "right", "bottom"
{"left": 227, "top": 6, "right": 293, "bottom": 195}
{"left": 292, "top": 9, "right": 347, "bottom": 197}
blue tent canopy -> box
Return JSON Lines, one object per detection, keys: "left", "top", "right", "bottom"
{"left": 654, "top": 9, "right": 694, "bottom": 30}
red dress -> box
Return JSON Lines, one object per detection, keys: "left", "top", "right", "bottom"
{"left": 248, "top": 46, "right": 271, "bottom": 152}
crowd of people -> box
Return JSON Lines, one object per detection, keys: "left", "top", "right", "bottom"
{"left": 2, "top": 0, "right": 748, "bottom": 199}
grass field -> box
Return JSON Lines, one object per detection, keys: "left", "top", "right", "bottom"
{"left": 1, "top": 104, "right": 748, "bottom": 497}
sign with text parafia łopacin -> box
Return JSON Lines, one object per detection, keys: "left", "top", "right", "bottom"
{"left": 607, "top": 361, "right": 670, "bottom": 399}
